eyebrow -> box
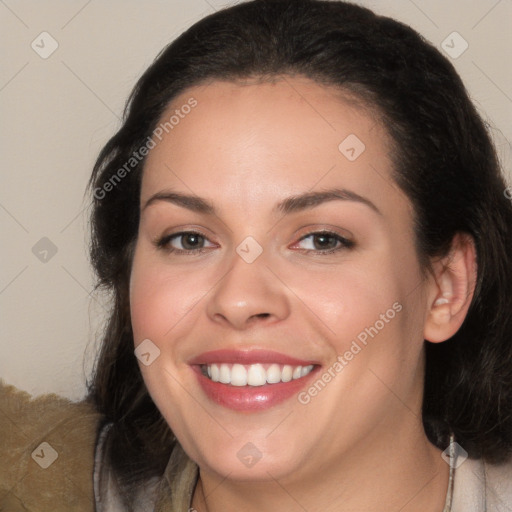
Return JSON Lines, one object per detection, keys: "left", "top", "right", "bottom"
{"left": 142, "top": 187, "right": 381, "bottom": 216}
{"left": 143, "top": 191, "right": 215, "bottom": 214}
{"left": 276, "top": 188, "right": 382, "bottom": 216}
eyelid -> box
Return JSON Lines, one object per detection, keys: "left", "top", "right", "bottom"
{"left": 154, "top": 227, "right": 218, "bottom": 253}
{"left": 153, "top": 224, "right": 215, "bottom": 243}
{"left": 171, "top": 232, "right": 216, "bottom": 249}
{"left": 289, "top": 227, "right": 355, "bottom": 252}
{"left": 153, "top": 225, "right": 354, "bottom": 255}
{"left": 292, "top": 224, "right": 354, "bottom": 242}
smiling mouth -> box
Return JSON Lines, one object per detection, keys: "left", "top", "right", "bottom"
{"left": 200, "top": 362, "right": 315, "bottom": 386}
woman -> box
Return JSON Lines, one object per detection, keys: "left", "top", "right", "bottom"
{"left": 22, "top": 0, "right": 512, "bottom": 510}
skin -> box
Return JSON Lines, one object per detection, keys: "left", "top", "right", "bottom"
{"left": 129, "top": 76, "right": 476, "bottom": 511}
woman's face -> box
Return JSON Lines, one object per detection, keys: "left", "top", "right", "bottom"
{"left": 130, "top": 77, "right": 432, "bottom": 481}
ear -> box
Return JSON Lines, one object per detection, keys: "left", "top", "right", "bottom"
{"left": 424, "top": 233, "right": 477, "bottom": 343}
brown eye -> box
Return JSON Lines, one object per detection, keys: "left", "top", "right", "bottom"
{"left": 156, "top": 231, "right": 216, "bottom": 253}
{"left": 311, "top": 233, "right": 339, "bottom": 250}
{"left": 294, "top": 231, "right": 354, "bottom": 253}
{"left": 177, "top": 233, "right": 205, "bottom": 250}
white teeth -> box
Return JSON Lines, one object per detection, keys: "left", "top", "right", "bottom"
{"left": 204, "top": 363, "right": 314, "bottom": 386}
{"left": 231, "top": 364, "right": 247, "bottom": 386}
{"left": 266, "top": 363, "right": 281, "bottom": 384}
{"left": 247, "top": 364, "right": 267, "bottom": 386}
{"left": 281, "top": 365, "right": 293, "bottom": 382}
{"left": 210, "top": 364, "right": 219, "bottom": 382}
{"left": 219, "top": 364, "right": 230, "bottom": 384}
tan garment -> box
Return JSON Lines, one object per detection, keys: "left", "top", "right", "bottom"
{"left": 0, "top": 380, "right": 101, "bottom": 511}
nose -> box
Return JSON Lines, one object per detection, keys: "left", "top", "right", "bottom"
{"left": 206, "top": 252, "right": 291, "bottom": 330}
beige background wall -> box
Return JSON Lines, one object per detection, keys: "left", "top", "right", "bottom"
{"left": 1, "top": 0, "right": 511, "bottom": 401}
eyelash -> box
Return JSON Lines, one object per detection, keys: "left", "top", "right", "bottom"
{"left": 293, "top": 230, "right": 355, "bottom": 254}
{"left": 155, "top": 230, "right": 354, "bottom": 256}
{"left": 155, "top": 231, "right": 215, "bottom": 255}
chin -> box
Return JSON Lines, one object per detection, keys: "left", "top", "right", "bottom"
{"left": 192, "top": 434, "right": 311, "bottom": 482}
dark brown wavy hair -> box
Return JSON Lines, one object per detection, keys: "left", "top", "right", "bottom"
{"left": 87, "top": 0, "right": 512, "bottom": 506}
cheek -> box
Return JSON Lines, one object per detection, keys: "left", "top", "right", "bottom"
{"left": 278, "top": 253, "right": 411, "bottom": 343}
{"left": 129, "top": 247, "right": 205, "bottom": 344}
{"left": 284, "top": 251, "right": 424, "bottom": 389}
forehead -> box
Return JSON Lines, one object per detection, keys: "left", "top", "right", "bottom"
{"left": 140, "top": 77, "right": 396, "bottom": 212}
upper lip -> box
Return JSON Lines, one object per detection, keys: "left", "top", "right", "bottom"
{"left": 188, "top": 349, "right": 319, "bottom": 366}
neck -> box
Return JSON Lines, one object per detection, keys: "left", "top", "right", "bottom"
{"left": 191, "top": 423, "right": 450, "bottom": 512}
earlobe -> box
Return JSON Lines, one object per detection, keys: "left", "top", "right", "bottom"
{"left": 424, "top": 233, "right": 477, "bottom": 343}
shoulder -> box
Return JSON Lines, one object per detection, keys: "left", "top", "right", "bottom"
{"left": 452, "top": 455, "right": 512, "bottom": 512}
{"left": 484, "top": 457, "right": 512, "bottom": 508}
{"left": 0, "top": 380, "right": 102, "bottom": 511}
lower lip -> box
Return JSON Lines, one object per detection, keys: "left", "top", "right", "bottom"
{"left": 192, "top": 365, "right": 320, "bottom": 411}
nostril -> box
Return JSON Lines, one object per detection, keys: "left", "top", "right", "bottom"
{"left": 245, "top": 313, "right": 271, "bottom": 326}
